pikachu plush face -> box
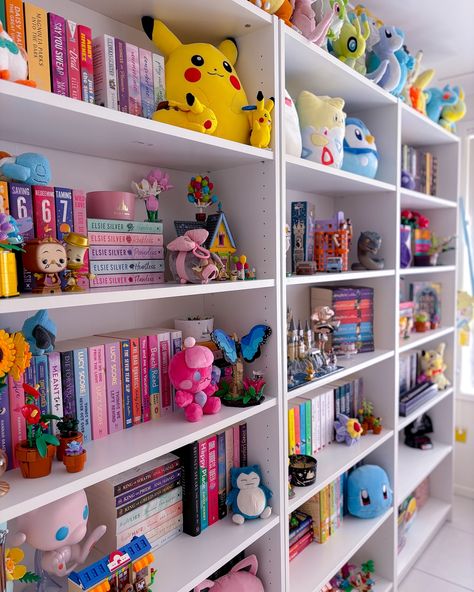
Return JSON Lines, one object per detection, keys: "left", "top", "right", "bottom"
{"left": 143, "top": 18, "right": 250, "bottom": 144}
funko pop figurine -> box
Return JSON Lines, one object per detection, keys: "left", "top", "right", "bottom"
{"left": 22, "top": 238, "right": 67, "bottom": 294}
{"left": 63, "top": 232, "right": 94, "bottom": 292}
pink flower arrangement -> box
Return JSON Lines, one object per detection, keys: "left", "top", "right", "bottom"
{"left": 242, "top": 376, "right": 266, "bottom": 396}
{"left": 131, "top": 168, "right": 173, "bottom": 222}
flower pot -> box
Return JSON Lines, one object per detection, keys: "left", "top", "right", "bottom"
{"left": 414, "top": 254, "right": 431, "bottom": 267}
{"left": 63, "top": 451, "right": 87, "bottom": 473}
{"left": 15, "top": 442, "right": 55, "bottom": 478}
{"left": 174, "top": 317, "right": 214, "bottom": 341}
{"left": 431, "top": 321, "right": 440, "bottom": 330}
{"left": 429, "top": 253, "right": 439, "bottom": 266}
{"left": 373, "top": 425, "right": 382, "bottom": 435}
{"left": 57, "top": 432, "right": 83, "bottom": 461}
{"left": 415, "top": 321, "right": 429, "bottom": 333}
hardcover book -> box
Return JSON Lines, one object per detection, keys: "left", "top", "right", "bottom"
{"left": 199, "top": 439, "right": 209, "bottom": 531}
{"left": 217, "top": 432, "right": 227, "bottom": 519}
{"left": 89, "top": 260, "right": 165, "bottom": 275}
{"left": 8, "top": 182, "right": 34, "bottom": 290}
{"left": 140, "top": 336, "right": 151, "bottom": 423}
{"left": 115, "top": 500, "right": 183, "bottom": 547}
{"left": 129, "top": 338, "right": 141, "bottom": 425}
{"left": 114, "top": 468, "right": 181, "bottom": 508}
{"left": 54, "top": 187, "right": 73, "bottom": 241}
{"left": 59, "top": 349, "right": 76, "bottom": 419}
{"left": 72, "top": 189, "right": 89, "bottom": 289}
{"left": 73, "top": 347, "right": 91, "bottom": 442}
{"left": 47, "top": 351, "right": 63, "bottom": 430}
{"left": 88, "top": 344, "right": 108, "bottom": 439}
{"left": 48, "top": 13, "right": 68, "bottom": 96}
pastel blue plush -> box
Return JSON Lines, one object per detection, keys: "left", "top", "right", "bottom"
{"left": 392, "top": 42, "right": 416, "bottom": 98}
{"left": 342, "top": 118, "right": 379, "bottom": 179}
{"left": 22, "top": 309, "right": 57, "bottom": 355}
{"left": 347, "top": 464, "right": 393, "bottom": 519}
{"left": 227, "top": 465, "right": 272, "bottom": 523}
{"left": 425, "top": 84, "right": 459, "bottom": 124}
{"left": 367, "top": 26, "right": 404, "bottom": 93}
{"left": 0, "top": 152, "right": 51, "bottom": 185}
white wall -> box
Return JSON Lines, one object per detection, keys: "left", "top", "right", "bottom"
{"left": 455, "top": 399, "right": 474, "bottom": 498}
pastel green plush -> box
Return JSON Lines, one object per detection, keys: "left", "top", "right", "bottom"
{"left": 331, "top": 13, "right": 370, "bottom": 70}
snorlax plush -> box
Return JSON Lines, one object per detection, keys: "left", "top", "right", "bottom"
{"left": 227, "top": 465, "right": 272, "bottom": 525}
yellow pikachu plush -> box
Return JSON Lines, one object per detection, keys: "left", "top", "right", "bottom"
{"left": 244, "top": 91, "right": 274, "bottom": 149}
{"left": 142, "top": 17, "right": 250, "bottom": 144}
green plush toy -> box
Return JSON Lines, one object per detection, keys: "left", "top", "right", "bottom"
{"left": 313, "top": 0, "right": 349, "bottom": 46}
{"left": 331, "top": 12, "right": 370, "bottom": 70}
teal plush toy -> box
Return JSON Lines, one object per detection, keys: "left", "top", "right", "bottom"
{"left": 392, "top": 42, "right": 416, "bottom": 98}
{"left": 347, "top": 464, "right": 393, "bottom": 519}
{"left": 0, "top": 152, "right": 51, "bottom": 185}
{"left": 22, "top": 309, "right": 57, "bottom": 355}
{"left": 227, "top": 465, "right": 272, "bottom": 525}
{"left": 425, "top": 84, "right": 459, "bottom": 125}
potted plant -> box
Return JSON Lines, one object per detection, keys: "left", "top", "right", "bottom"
{"left": 16, "top": 383, "right": 60, "bottom": 478}
{"left": 174, "top": 316, "right": 214, "bottom": 342}
{"left": 216, "top": 370, "right": 266, "bottom": 408}
{"left": 372, "top": 417, "right": 383, "bottom": 435}
{"left": 428, "top": 233, "right": 456, "bottom": 266}
{"left": 56, "top": 416, "right": 83, "bottom": 461}
{"left": 63, "top": 440, "right": 87, "bottom": 473}
{"left": 415, "top": 312, "right": 430, "bottom": 333}
{"left": 431, "top": 313, "right": 441, "bottom": 331}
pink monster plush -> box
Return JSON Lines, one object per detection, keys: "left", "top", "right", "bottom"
{"left": 194, "top": 555, "right": 264, "bottom": 591}
{"left": 169, "top": 336, "right": 221, "bottom": 422}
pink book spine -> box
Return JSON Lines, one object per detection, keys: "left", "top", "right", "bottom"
{"left": 49, "top": 13, "right": 68, "bottom": 96}
{"left": 66, "top": 20, "right": 81, "bottom": 100}
{"left": 140, "top": 336, "right": 150, "bottom": 422}
{"left": 207, "top": 435, "right": 218, "bottom": 526}
{"left": 148, "top": 334, "right": 159, "bottom": 420}
{"left": 78, "top": 24, "right": 94, "bottom": 103}
{"left": 232, "top": 426, "right": 240, "bottom": 467}
{"left": 87, "top": 232, "right": 164, "bottom": 246}
{"left": 88, "top": 345, "right": 108, "bottom": 439}
{"left": 89, "top": 273, "right": 164, "bottom": 288}
{"left": 32, "top": 186, "right": 56, "bottom": 238}
{"left": 105, "top": 341, "right": 123, "bottom": 433}
{"left": 8, "top": 376, "right": 25, "bottom": 468}
{"left": 72, "top": 189, "right": 89, "bottom": 289}
{"left": 158, "top": 333, "right": 171, "bottom": 415}
{"left": 125, "top": 43, "right": 141, "bottom": 116}
{"left": 116, "top": 501, "right": 183, "bottom": 547}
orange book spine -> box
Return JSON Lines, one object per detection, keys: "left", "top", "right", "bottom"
{"left": 24, "top": 3, "right": 51, "bottom": 91}
{"left": 5, "top": 0, "right": 25, "bottom": 49}
{"left": 129, "top": 337, "right": 141, "bottom": 425}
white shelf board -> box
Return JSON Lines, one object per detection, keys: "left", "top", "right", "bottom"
{"left": 0, "top": 81, "right": 273, "bottom": 170}
{"left": 155, "top": 514, "right": 279, "bottom": 592}
{"left": 285, "top": 27, "right": 396, "bottom": 110}
{"left": 398, "top": 388, "right": 453, "bottom": 432}
{"left": 0, "top": 279, "right": 275, "bottom": 314}
{"left": 289, "top": 431, "right": 394, "bottom": 513}
{"left": 397, "top": 497, "right": 451, "bottom": 581}
{"left": 289, "top": 509, "right": 393, "bottom": 592}
{"left": 0, "top": 397, "right": 276, "bottom": 522}
{"left": 400, "top": 102, "right": 460, "bottom": 147}
{"left": 373, "top": 577, "right": 393, "bottom": 592}
{"left": 400, "top": 188, "right": 457, "bottom": 210}
{"left": 286, "top": 269, "right": 395, "bottom": 286}
{"left": 397, "top": 441, "right": 452, "bottom": 503}
{"left": 399, "top": 265, "right": 456, "bottom": 276}
{"left": 286, "top": 155, "right": 396, "bottom": 195}
{"left": 288, "top": 350, "right": 394, "bottom": 400}
{"left": 398, "top": 326, "right": 455, "bottom": 354}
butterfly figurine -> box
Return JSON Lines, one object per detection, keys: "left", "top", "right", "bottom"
{"left": 211, "top": 325, "right": 272, "bottom": 365}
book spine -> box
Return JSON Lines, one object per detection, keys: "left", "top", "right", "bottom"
{"left": 115, "top": 468, "right": 181, "bottom": 508}
{"left": 54, "top": 187, "right": 73, "bottom": 240}
{"left": 199, "top": 439, "right": 208, "bottom": 531}
{"left": 120, "top": 340, "right": 133, "bottom": 429}
{"left": 126, "top": 43, "right": 141, "bottom": 116}
{"left": 0, "top": 386, "right": 12, "bottom": 470}
{"left": 152, "top": 53, "right": 165, "bottom": 108}
{"left": 207, "top": 435, "right": 218, "bottom": 526}
{"left": 146, "top": 514, "right": 183, "bottom": 544}
{"left": 89, "top": 245, "right": 164, "bottom": 260}
{"left": 24, "top": 363, "right": 36, "bottom": 389}
{"left": 225, "top": 428, "right": 233, "bottom": 495}
{"left": 217, "top": 432, "right": 227, "bottom": 519}
{"left": 78, "top": 25, "right": 94, "bottom": 103}
{"left": 33, "top": 355, "right": 49, "bottom": 419}
{"left": 47, "top": 351, "right": 63, "bottom": 432}
{"left": 288, "top": 407, "right": 295, "bottom": 455}
{"left": 233, "top": 425, "right": 240, "bottom": 467}
{"left": 314, "top": 396, "right": 321, "bottom": 452}
{"left": 66, "top": 20, "right": 81, "bottom": 100}
{"left": 8, "top": 182, "right": 34, "bottom": 291}
{"left": 48, "top": 13, "right": 68, "bottom": 96}
{"left": 72, "top": 189, "right": 89, "bottom": 289}
{"left": 147, "top": 334, "right": 160, "bottom": 419}
{"left": 5, "top": 0, "right": 24, "bottom": 49}
{"left": 289, "top": 516, "right": 312, "bottom": 542}
{"left": 169, "top": 330, "right": 182, "bottom": 412}
{"left": 24, "top": 2, "right": 51, "bottom": 91}
{"left": 135, "top": 336, "right": 148, "bottom": 423}
{"left": 177, "top": 442, "right": 201, "bottom": 536}
{"left": 129, "top": 338, "right": 141, "bottom": 425}
{"left": 239, "top": 423, "right": 247, "bottom": 467}
{"left": 289, "top": 531, "right": 313, "bottom": 561}
{"left": 113, "top": 457, "right": 181, "bottom": 497}
{"left": 32, "top": 185, "right": 56, "bottom": 238}
{"left": 92, "top": 34, "right": 118, "bottom": 110}
{"left": 116, "top": 479, "right": 181, "bottom": 519}
{"left": 158, "top": 334, "right": 171, "bottom": 415}
{"left": 89, "top": 345, "right": 108, "bottom": 439}
{"left": 7, "top": 376, "right": 25, "bottom": 468}
{"left": 89, "top": 273, "right": 164, "bottom": 288}
{"left": 104, "top": 342, "right": 122, "bottom": 434}
{"left": 73, "top": 348, "right": 92, "bottom": 442}
{"left": 139, "top": 48, "right": 154, "bottom": 119}
{"left": 89, "top": 259, "right": 165, "bottom": 275}
{"left": 150, "top": 525, "right": 182, "bottom": 551}
{"left": 0, "top": 182, "right": 8, "bottom": 214}
{"left": 87, "top": 219, "right": 164, "bottom": 234}
{"left": 88, "top": 232, "right": 164, "bottom": 246}
{"left": 305, "top": 400, "right": 312, "bottom": 456}
{"left": 289, "top": 524, "right": 312, "bottom": 546}
{"left": 320, "top": 486, "right": 330, "bottom": 543}
{"left": 60, "top": 350, "right": 76, "bottom": 418}
{"left": 294, "top": 405, "right": 301, "bottom": 454}
{"left": 116, "top": 500, "right": 183, "bottom": 546}
{"left": 115, "top": 38, "right": 128, "bottom": 113}
{"left": 299, "top": 401, "right": 306, "bottom": 456}
{"left": 115, "top": 485, "right": 182, "bottom": 531}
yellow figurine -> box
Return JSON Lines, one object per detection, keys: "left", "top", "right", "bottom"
{"left": 244, "top": 91, "right": 275, "bottom": 149}
{"left": 63, "top": 232, "right": 94, "bottom": 292}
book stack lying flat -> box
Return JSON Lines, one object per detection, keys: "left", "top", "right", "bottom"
{"left": 289, "top": 510, "right": 314, "bottom": 561}
{"left": 87, "top": 219, "right": 164, "bottom": 288}
{"left": 399, "top": 382, "right": 438, "bottom": 416}
{"left": 87, "top": 454, "right": 182, "bottom": 553}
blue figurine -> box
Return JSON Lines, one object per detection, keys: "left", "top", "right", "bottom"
{"left": 22, "top": 309, "right": 57, "bottom": 355}
{"left": 226, "top": 465, "right": 272, "bottom": 525}
{"left": 347, "top": 464, "right": 393, "bottom": 519}
{"left": 392, "top": 41, "right": 416, "bottom": 98}
{"left": 342, "top": 118, "right": 379, "bottom": 179}
{"left": 0, "top": 152, "right": 51, "bottom": 185}
{"left": 425, "top": 84, "right": 459, "bottom": 125}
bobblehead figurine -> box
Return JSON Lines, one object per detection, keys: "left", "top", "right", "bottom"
{"left": 63, "top": 232, "right": 93, "bottom": 292}
{"left": 342, "top": 117, "right": 379, "bottom": 179}
{"left": 22, "top": 238, "right": 67, "bottom": 294}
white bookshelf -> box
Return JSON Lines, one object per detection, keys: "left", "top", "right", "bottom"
{"left": 0, "top": 2, "right": 459, "bottom": 591}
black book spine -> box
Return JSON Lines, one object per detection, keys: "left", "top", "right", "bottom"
{"left": 239, "top": 423, "right": 248, "bottom": 467}
{"left": 177, "top": 441, "right": 201, "bottom": 537}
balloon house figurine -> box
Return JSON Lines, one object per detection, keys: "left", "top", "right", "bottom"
{"left": 63, "top": 231, "right": 94, "bottom": 291}
{"left": 187, "top": 175, "right": 218, "bottom": 221}
{"left": 132, "top": 168, "right": 173, "bottom": 222}
{"left": 211, "top": 325, "right": 271, "bottom": 407}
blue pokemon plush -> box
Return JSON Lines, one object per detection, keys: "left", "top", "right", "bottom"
{"left": 425, "top": 84, "right": 459, "bottom": 125}
{"left": 367, "top": 26, "right": 404, "bottom": 93}
{"left": 392, "top": 42, "right": 416, "bottom": 98}
{"left": 342, "top": 118, "right": 379, "bottom": 179}
{"left": 226, "top": 464, "right": 272, "bottom": 525}
{"left": 0, "top": 152, "right": 51, "bottom": 185}
{"left": 22, "top": 309, "right": 57, "bottom": 355}
{"left": 347, "top": 464, "right": 393, "bottom": 519}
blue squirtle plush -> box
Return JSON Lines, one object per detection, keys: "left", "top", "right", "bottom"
{"left": 347, "top": 464, "right": 393, "bottom": 519}
{"left": 227, "top": 465, "right": 272, "bottom": 525}
{"left": 0, "top": 152, "right": 51, "bottom": 185}
{"left": 342, "top": 118, "right": 379, "bottom": 179}
{"left": 22, "top": 309, "right": 57, "bottom": 355}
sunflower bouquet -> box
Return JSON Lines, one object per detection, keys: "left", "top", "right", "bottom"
{"left": 0, "top": 330, "right": 32, "bottom": 390}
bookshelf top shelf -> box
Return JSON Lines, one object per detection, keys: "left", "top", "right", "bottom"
{"left": 401, "top": 102, "right": 460, "bottom": 147}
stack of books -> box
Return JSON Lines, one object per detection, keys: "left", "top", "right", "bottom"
{"left": 289, "top": 510, "right": 314, "bottom": 561}
{"left": 311, "top": 286, "right": 374, "bottom": 354}
{"left": 177, "top": 423, "right": 248, "bottom": 537}
{"left": 87, "top": 219, "right": 165, "bottom": 288}
{"left": 87, "top": 454, "right": 183, "bottom": 553}
{"left": 399, "top": 350, "right": 438, "bottom": 416}
{"left": 300, "top": 475, "right": 344, "bottom": 545}
{"left": 288, "top": 377, "right": 364, "bottom": 456}
{"left": 401, "top": 144, "right": 438, "bottom": 196}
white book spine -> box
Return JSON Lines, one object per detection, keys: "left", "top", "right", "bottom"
{"left": 92, "top": 34, "right": 118, "bottom": 110}
{"left": 152, "top": 53, "right": 166, "bottom": 108}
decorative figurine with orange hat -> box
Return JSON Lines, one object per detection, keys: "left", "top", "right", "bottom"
{"left": 62, "top": 231, "right": 94, "bottom": 292}
{"left": 22, "top": 237, "right": 67, "bottom": 294}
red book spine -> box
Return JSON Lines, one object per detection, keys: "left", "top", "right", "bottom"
{"left": 289, "top": 530, "right": 313, "bottom": 561}
{"left": 140, "top": 336, "right": 150, "bottom": 423}
{"left": 32, "top": 186, "right": 56, "bottom": 238}
{"left": 207, "top": 435, "right": 218, "bottom": 526}
{"left": 78, "top": 24, "right": 94, "bottom": 103}
{"left": 129, "top": 338, "right": 141, "bottom": 425}
{"left": 66, "top": 21, "right": 81, "bottom": 100}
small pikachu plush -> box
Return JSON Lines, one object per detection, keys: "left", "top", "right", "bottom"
{"left": 244, "top": 91, "right": 275, "bottom": 149}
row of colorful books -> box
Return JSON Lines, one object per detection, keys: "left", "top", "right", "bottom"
{"left": 1, "top": 1, "right": 166, "bottom": 116}
{"left": 289, "top": 510, "right": 314, "bottom": 561}
{"left": 401, "top": 144, "right": 438, "bottom": 196}
{"left": 288, "top": 378, "right": 364, "bottom": 456}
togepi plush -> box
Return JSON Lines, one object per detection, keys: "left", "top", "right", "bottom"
{"left": 367, "top": 26, "right": 404, "bottom": 92}
{"left": 420, "top": 342, "right": 450, "bottom": 390}
{"left": 439, "top": 87, "right": 466, "bottom": 133}
{"left": 342, "top": 117, "right": 378, "bottom": 178}
{"left": 168, "top": 336, "right": 221, "bottom": 422}
{"left": 227, "top": 465, "right": 272, "bottom": 525}
{"left": 22, "top": 309, "right": 57, "bottom": 355}
{"left": 142, "top": 17, "right": 250, "bottom": 144}
{"left": 425, "top": 84, "right": 459, "bottom": 124}
{"left": 0, "top": 152, "right": 51, "bottom": 185}
{"left": 194, "top": 555, "right": 264, "bottom": 592}
{"left": 0, "top": 20, "right": 35, "bottom": 85}
{"left": 167, "top": 229, "right": 220, "bottom": 284}
{"left": 347, "top": 464, "right": 393, "bottom": 519}
{"left": 284, "top": 90, "right": 302, "bottom": 157}
{"left": 297, "top": 91, "right": 346, "bottom": 168}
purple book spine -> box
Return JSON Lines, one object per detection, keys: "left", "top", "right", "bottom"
{"left": 0, "top": 385, "right": 12, "bottom": 471}
{"left": 49, "top": 13, "right": 68, "bottom": 96}
{"left": 115, "top": 468, "right": 181, "bottom": 507}
{"left": 139, "top": 47, "right": 154, "bottom": 119}
{"left": 60, "top": 351, "right": 76, "bottom": 419}
{"left": 126, "top": 43, "right": 141, "bottom": 116}
{"left": 105, "top": 342, "right": 123, "bottom": 433}
{"left": 89, "top": 246, "right": 164, "bottom": 260}
{"left": 8, "top": 182, "right": 34, "bottom": 291}
{"left": 115, "top": 38, "right": 128, "bottom": 113}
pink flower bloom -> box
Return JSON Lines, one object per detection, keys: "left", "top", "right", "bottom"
{"left": 146, "top": 169, "right": 173, "bottom": 193}
{"left": 145, "top": 194, "right": 159, "bottom": 212}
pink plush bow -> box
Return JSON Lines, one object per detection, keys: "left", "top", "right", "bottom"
{"left": 167, "top": 229, "right": 211, "bottom": 260}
